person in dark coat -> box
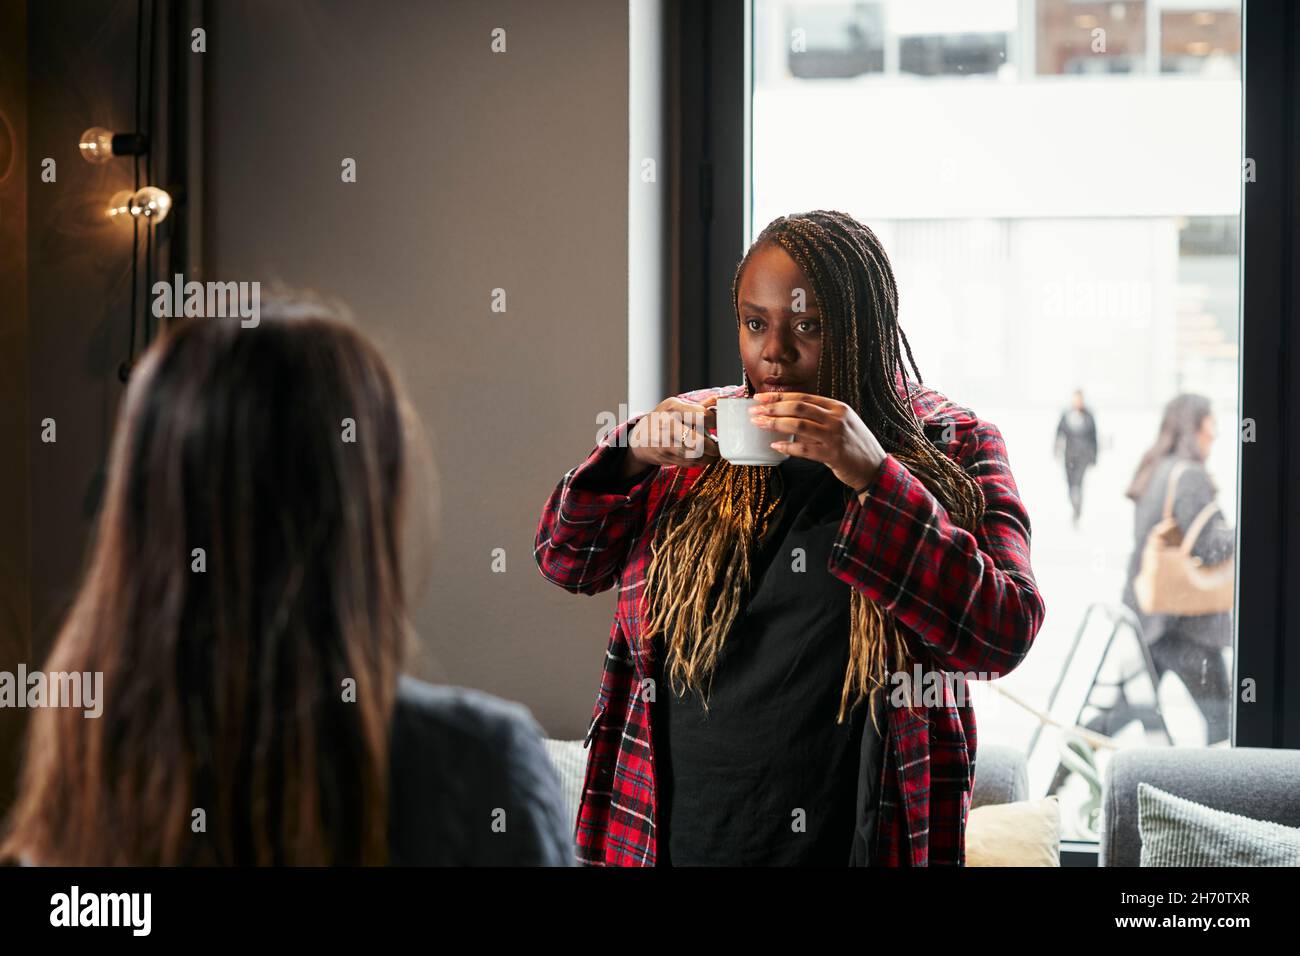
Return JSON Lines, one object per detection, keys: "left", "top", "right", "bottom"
{"left": 1054, "top": 388, "right": 1098, "bottom": 528}
{"left": 1119, "top": 393, "right": 1234, "bottom": 745}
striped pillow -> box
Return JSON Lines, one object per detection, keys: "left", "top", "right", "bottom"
{"left": 1138, "top": 782, "right": 1300, "bottom": 866}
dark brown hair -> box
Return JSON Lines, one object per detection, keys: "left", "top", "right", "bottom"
{"left": 1125, "top": 392, "right": 1215, "bottom": 502}
{"left": 641, "top": 210, "right": 987, "bottom": 730}
{"left": 1, "top": 309, "right": 417, "bottom": 865}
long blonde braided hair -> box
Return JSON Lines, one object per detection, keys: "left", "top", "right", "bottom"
{"left": 640, "top": 211, "right": 986, "bottom": 733}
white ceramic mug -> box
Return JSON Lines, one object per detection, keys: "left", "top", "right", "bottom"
{"left": 715, "top": 397, "right": 791, "bottom": 465}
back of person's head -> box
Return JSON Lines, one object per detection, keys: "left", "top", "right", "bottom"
{"left": 1125, "top": 392, "right": 1213, "bottom": 503}
{"left": 1, "top": 304, "right": 419, "bottom": 865}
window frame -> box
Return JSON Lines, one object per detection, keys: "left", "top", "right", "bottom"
{"left": 675, "top": 0, "right": 1299, "bottom": 756}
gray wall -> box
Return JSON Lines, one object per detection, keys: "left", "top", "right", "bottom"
{"left": 206, "top": 0, "right": 632, "bottom": 737}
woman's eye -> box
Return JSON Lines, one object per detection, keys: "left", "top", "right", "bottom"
{"left": 743, "top": 317, "right": 817, "bottom": 332}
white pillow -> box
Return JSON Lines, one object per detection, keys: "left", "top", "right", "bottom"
{"left": 965, "top": 796, "right": 1061, "bottom": 866}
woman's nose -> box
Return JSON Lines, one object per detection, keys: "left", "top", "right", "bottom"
{"left": 762, "top": 336, "right": 797, "bottom": 363}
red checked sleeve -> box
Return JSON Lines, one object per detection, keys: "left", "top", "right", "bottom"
{"left": 827, "top": 420, "right": 1045, "bottom": 677}
{"left": 533, "top": 414, "right": 656, "bottom": 595}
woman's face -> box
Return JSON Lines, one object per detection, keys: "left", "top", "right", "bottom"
{"left": 736, "top": 242, "right": 824, "bottom": 395}
{"left": 1197, "top": 412, "right": 1217, "bottom": 459}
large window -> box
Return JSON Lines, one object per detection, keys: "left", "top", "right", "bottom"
{"left": 752, "top": 0, "right": 1243, "bottom": 843}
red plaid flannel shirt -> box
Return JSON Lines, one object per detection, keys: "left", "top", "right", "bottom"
{"left": 533, "top": 369, "right": 1044, "bottom": 865}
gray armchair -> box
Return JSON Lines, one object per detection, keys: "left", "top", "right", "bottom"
{"left": 1099, "top": 746, "right": 1300, "bottom": 866}
{"left": 971, "top": 743, "right": 1030, "bottom": 809}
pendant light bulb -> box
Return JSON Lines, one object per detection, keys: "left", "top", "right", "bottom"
{"left": 129, "top": 186, "right": 172, "bottom": 225}
{"left": 79, "top": 127, "right": 116, "bottom": 164}
{"left": 106, "top": 190, "right": 134, "bottom": 222}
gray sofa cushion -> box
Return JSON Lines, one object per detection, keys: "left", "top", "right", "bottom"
{"left": 1137, "top": 781, "right": 1300, "bottom": 866}
{"left": 1101, "top": 746, "right": 1300, "bottom": 866}
{"left": 971, "top": 743, "right": 1029, "bottom": 809}
{"left": 541, "top": 738, "right": 587, "bottom": 835}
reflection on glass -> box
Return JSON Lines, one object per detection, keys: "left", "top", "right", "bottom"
{"left": 785, "top": 2, "right": 885, "bottom": 78}
{"left": 754, "top": 0, "right": 1243, "bottom": 841}
{"left": 1037, "top": 0, "right": 1147, "bottom": 75}
{"left": 1160, "top": 7, "right": 1240, "bottom": 75}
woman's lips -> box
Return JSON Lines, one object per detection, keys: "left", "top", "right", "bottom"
{"left": 760, "top": 381, "right": 801, "bottom": 392}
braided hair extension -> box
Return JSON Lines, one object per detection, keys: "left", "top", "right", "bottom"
{"left": 640, "top": 211, "right": 987, "bottom": 732}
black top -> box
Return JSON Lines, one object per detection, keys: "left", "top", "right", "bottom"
{"left": 1055, "top": 408, "right": 1098, "bottom": 466}
{"left": 17, "top": 675, "right": 575, "bottom": 868}
{"left": 652, "top": 456, "right": 875, "bottom": 866}
{"left": 387, "top": 675, "right": 576, "bottom": 865}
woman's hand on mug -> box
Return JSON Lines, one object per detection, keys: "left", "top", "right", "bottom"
{"left": 748, "top": 391, "right": 886, "bottom": 492}
{"left": 623, "top": 395, "right": 720, "bottom": 473}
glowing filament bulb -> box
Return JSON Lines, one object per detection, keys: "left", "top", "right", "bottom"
{"left": 106, "top": 190, "right": 134, "bottom": 221}
{"left": 79, "top": 127, "right": 115, "bottom": 164}
{"left": 129, "top": 186, "right": 172, "bottom": 224}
